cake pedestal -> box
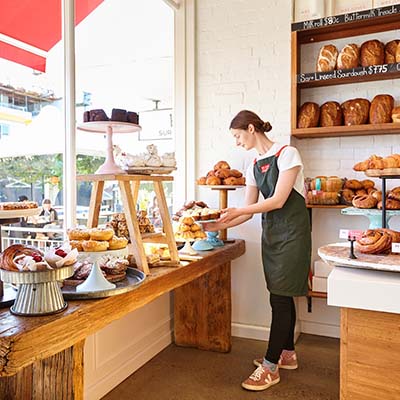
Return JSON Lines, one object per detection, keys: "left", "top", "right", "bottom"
{"left": 199, "top": 185, "right": 245, "bottom": 240}
{"left": 77, "top": 121, "right": 141, "bottom": 175}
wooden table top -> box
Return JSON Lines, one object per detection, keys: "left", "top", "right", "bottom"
{"left": 0, "top": 240, "right": 245, "bottom": 377}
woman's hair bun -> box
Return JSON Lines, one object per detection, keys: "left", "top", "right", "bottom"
{"left": 263, "top": 121, "right": 272, "bottom": 132}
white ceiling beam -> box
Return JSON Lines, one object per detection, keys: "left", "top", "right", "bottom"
{"left": 161, "top": 0, "right": 180, "bottom": 11}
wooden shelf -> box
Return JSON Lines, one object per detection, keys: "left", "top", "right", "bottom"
{"left": 308, "top": 290, "right": 327, "bottom": 299}
{"left": 292, "top": 123, "right": 400, "bottom": 139}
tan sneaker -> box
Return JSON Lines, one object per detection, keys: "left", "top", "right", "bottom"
{"left": 253, "top": 350, "right": 298, "bottom": 370}
{"left": 242, "top": 365, "right": 280, "bottom": 391}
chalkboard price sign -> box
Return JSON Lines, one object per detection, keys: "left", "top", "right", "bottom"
{"left": 297, "top": 63, "right": 400, "bottom": 85}
{"left": 292, "top": 5, "right": 400, "bottom": 32}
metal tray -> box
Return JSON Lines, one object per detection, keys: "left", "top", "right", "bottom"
{"left": 61, "top": 267, "right": 146, "bottom": 299}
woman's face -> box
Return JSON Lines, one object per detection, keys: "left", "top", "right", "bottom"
{"left": 230, "top": 126, "right": 255, "bottom": 150}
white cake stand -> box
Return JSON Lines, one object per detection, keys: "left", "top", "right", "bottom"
{"left": 76, "top": 248, "right": 128, "bottom": 292}
{"left": 77, "top": 121, "right": 141, "bottom": 175}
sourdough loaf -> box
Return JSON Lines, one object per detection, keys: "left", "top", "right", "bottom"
{"left": 369, "top": 94, "right": 394, "bottom": 124}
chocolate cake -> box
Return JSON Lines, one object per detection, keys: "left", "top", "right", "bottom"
{"left": 111, "top": 108, "right": 128, "bottom": 122}
{"left": 89, "top": 109, "right": 109, "bottom": 121}
{"left": 127, "top": 111, "right": 139, "bottom": 124}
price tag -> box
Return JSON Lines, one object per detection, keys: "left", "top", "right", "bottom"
{"left": 392, "top": 243, "right": 400, "bottom": 253}
{"left": 339, "top": 229, "right": 363, "bottom": 240}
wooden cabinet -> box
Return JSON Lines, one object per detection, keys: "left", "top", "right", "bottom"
{"left": 291, "top": 8, "right": 400, "bottom": 139}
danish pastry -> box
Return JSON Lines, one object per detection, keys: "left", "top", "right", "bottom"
{"left": 356, "top": 229, "right": 392, "bottom": 254}
{"left": 81, "top": 240, "right": 109, "bottom": 252}
{"left": 108, "top": 236, "right": 128, "bottom": 250}
{"left": 0, "top": 244, "right": 43, "bottom": 271}
{"left": 89, "top": 227, "right": 114, "bottom": 241}
{"left": 67, "top": 228, "right": 90, "bottom": 241}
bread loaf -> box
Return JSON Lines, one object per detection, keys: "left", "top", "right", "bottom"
{"left": 341, "top": 98, "right": 370, "bottom": 126}
{"left": 306, "top": 191, "right": 339, "bottom": 205}
{"left": 337, "top": 44, "right": 359, "bottom": 69}
{"left": 369, "top": 94, "right": 394, "bottom": 124}
{"left": 316, "top": 45, "right": 338, "bottom": 72}
{"left": 320, "top": 101, "right": 343, "bottom": 127}
{"left": 360, "top": 40, "right": 384, "bottom": 67}
{"left": 385, "top": 40, "right": 400, "bottom": 64}
{"left": 392, "top": 106, "right": 400, "bottom": 123}
{"left": 297, "top": 102, "right": 320, "bottom": 128}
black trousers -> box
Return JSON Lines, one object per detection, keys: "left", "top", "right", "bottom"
{"left": 265, "top": 293, "right": 296, "bottom": 364}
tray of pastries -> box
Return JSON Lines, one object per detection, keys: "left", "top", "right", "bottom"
{"left": 353, "top": 154, "right": 400, "bottom": 177}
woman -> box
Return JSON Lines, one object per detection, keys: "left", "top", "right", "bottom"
{"left": 203, "top": 110, "right": 311, "bottom": 392}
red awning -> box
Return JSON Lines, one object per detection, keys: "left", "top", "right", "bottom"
{"left": 0, "top": 0, "right": 103, "bottom": 72}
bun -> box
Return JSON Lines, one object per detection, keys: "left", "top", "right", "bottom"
{"left": 337, "top": 44, "right": 359, "bottom": 69}
{"left": 229, "top": 169, "right": 243, "bottom": 178}
{"left": 67, "top": 228, "right": 90, "bottom": 241}
{"left": 108, "top": 236, "right": 128, "bottom": 250}
{"left": 223, "top": 177, "right": 240, "bottom": 185}
{"left": 361, "top": 179, "right": 375, "bottom": 189}
{"left": 377, "top": 199, "right": 400, "bottom": 210}
{"left": 360, "top": 40, "right": 384, "bottom": 67}
{"left": 81, "top": 240, "right": 109, "bottom": 252}
{"left": 206, "top": 176, "right": 222, "bottom": 185}
{"left": 215, "top": 168, "right": 231, "bottom": 179}
{"left": 344, "top": 179, "right": 363, "bottom": 190}
{"left": 320, "top": 101, "right": 343, "bottom": 127}
{"left": 385, "top": 40, "right": 400, "bottom": 64}
{"left": 297, "top": 102, "right": 320, "bottom": 128}
{"left": 213, "top": 161, "right": 230, "bottom": 171}
{"left": 369, "top": 94, "right": 394, "bottom": 124}
{"left": 392, "top": 106, "right": 400, "bottom": 123}
{"left": 316, "top": 45, "right": 338, "bottom": 72}
{"left": 89, "top": 228, "right": 114, "bottom": 241}
{"left": 341, "top": 98, "right": 370, "bottom": 126}
{"left": 356, "top": 229, "right": 392, "bottom": 254}
{"left": 263, "top": 121, "right": 272, "bottom": 132}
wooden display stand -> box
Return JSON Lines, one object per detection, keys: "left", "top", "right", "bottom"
{"left": 77, "top": 174, "right": 179, "bottom": 275}
{"left": 202, "top": 185, "right": 244, "bottom": 240}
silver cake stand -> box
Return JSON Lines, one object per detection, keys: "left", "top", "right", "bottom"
{"left": 0, "top": 265, "right": 74, "bottom": 316}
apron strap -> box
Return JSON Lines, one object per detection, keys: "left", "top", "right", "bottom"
{"left": 275, "top": 145, "right": 288, "bottom": 158}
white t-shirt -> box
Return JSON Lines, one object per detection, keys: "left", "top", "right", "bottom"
{"left": 246, "top": 143, "right": 305, "bottom": 197}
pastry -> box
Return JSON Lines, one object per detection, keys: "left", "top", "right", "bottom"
{"left": 89, "top": 227, "right": 114, "bottom": 241}
{"left": 388, "top": 187, "right": 400, "bottom": 201}
{"left": 360, "top": 40, "right": 384, "bottom": 67}
{"left": 213, "top": 161, "right": 231, "bottom": 170}
{"left": 81, "top": 240, "right": 109, "bottom": 252}
{"left": 181, "top": 216, "right": 194, "bottom": 226}
{"left": 215, "top": 168, "right": 231, "bottom": 179}
{"left": 392, "top": 106, "right": 400, "bottom": 123}
{"left": 0, "top": 201, "right": 38, "bottom": 210}
{"left": 0, "top": 244, "right": 43, "bottom": 271}
{"left": 161, "top": 152, "right": 176, "bottom": 167}
{"left": 229, "top": 169, "right": 243, "bottom": 178}
{"left": 111, "top": 108, "right": 127, "bottom": 122}
{"left": 89, "top": 109, "right": 109, "bottom": 121}
{"left": 382, "top": 156, "right": 399, "bottom": 168}
{"left": 223, "top": 177, "right": 240, "bottom": 186}
{"left": 320, "top": 101, "right": 343, "bottom": 127}
{"left": 355, "top": 189, "right": 367, "bottom": 196}
{"left": 340, "top": 189, "right": 355, "bottom": 205}
{"left": 316, "top": 44, "right": 338, "bottom": 72}
{"left": 353, "top": 159, "right": 370, "bottom": 171}
{"left": 69, "top": 240, "right": 84, "bottom": 252}
{"left": 206, "top": 170, "right": 216, "bottom": 177}
{"left": 206, "top": 176, "right": 222, "bottom": 185}
{"left": 83, "top": 111, "right": 90, "bottom": 122}
{"left": 337, "top": 44, "right": 359, "bottom": 69}
{"left": 44, "top": 245, "right": 78, "bottom": 268}
{"left": 384, "top": 40, "right": 400, "bottom": 64}
{"left": 356, "top": 229, "right": 392, "bottom": 254}
{"left": 236, "top": 177, "right": 246, "bottom": 185}
{"left": 371, "top": 190, "right": 382, "bottom": 202}
{"left": 197, "top": 177, "right": 207, "bottom": 185}
{"left": 397, "top": 42, "right": 400, "bottom": 63}
{"left": 108, "top": 236, "right": 128, "bottom": 250}
{"left": 297, "top": 102, "right": 320, "bottom": 128}
{"left": 352, "top": 194, "right": 377, "bottom": 209}
{"left": 361, "top": 179, "right": 375, "bottom": 189}
{"left": 344, "top": 179, "right": 363, "bottom": 190}
{"left": 67, "top": 228, "right": 90, "bottom": 241}
{"left": 127, "top": 111, "right": 139, "bottom": 124}
{"left": 377, "top": 199, "right": 400, "bottom": 210}
{"left": 369, "top": 94, "right": 394, "bottom": 124}
{"left": 306, "top": 191, "right": 339, "bottom": 205}
{"left": 341, "top": 98, "right": 370, "bottom": 126}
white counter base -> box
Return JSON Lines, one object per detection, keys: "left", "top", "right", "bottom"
{"left": 328, "top": 267, "right": 400, "bottom": 315}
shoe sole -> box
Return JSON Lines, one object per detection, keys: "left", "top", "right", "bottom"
{"left": 253, "top": 359, "right": 298, "bottom": 370}
{"left": 241, "top": 377, "right": 280, "bottom": 391}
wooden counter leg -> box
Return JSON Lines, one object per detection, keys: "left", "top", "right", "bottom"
{"left": 0, "top": 340, "right": 85, "bottom": 400}
{"left": 87, "top": 181, "right": 104, "bottom": 228}
{"left": 174, "top": 262, "right": 231, "bottom": 352}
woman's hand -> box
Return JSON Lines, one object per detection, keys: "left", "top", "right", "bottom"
{"left": 202, "top": 221, "right": 223, "bottom": 232}
{"left": 219, "top": 207, "right": 241, "bottom": 223}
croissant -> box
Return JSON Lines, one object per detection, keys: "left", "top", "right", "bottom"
{"left": 353, "top": 160, "right": 370, "bottom": 171}
{"left": 356, "top": 229, "right": 392, "bottom": 254}
{"left": 0, "top": 244, "right": 43, "bottom": 271}
{"left": 382, "top": 156, "right": 399, "bottom": 169}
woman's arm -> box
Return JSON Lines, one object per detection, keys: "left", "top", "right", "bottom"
{"left": 219, "top": 166, "right": 300, "bottom": 223}
{"left": 202, "top": 184, "right": 259, "bottom": 231}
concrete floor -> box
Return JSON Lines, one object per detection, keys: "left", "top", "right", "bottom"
{"left": 102, "top": 334, "right": 339, "bottom": 400}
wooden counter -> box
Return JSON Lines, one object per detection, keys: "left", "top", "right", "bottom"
{"left": 0, "top": 240, "right": 245, "bottom": 399}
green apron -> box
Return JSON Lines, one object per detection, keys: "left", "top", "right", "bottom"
{"left": 254, "top": 146, "right": 311, "bottom": 297}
